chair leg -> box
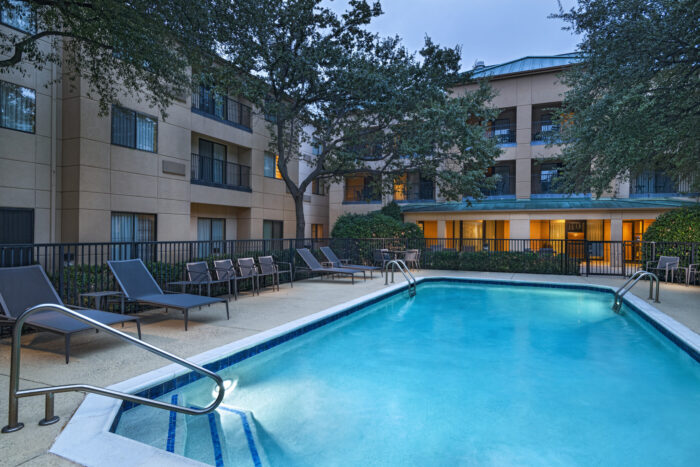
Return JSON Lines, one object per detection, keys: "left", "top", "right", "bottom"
{"left": 136, "top": 321, "right": 142, "bottom": 339}
{"left": 65, "top": 335, "right": 70, "bottom": 364}
{"left": 184, "top": 310, "right": 189, "bottom": 331}
{"left": 225, "top": 301, "right": 230, "bottom": 320}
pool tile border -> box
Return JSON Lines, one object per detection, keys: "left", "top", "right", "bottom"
{"left": 52, "top": 276, "right": 700, "bottom": 467}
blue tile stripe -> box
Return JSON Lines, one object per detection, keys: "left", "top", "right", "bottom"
{"left": 207, "top": 412, "right": 224, "bottom": 467}
{"left": 109, "top": 277, "right": 700, "bottom": 432}
{"left": 166, "top": 394, "right": 178, "bottom": 453}
{"left": 220, "top": 406, "right": 262, "bottom": 467}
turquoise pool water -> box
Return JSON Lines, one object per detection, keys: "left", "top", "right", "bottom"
{"left": 114, "top": 281, "right": 700, "bottom": 466}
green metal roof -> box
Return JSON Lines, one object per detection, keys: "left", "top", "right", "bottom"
{"left": 469, "top": 53, "right": 582, "bottom": 79}
{"left": 400, "top": 197, "right": 698, "bottom": 213}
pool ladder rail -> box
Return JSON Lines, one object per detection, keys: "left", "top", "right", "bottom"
{"left": 385, "top": 259, "right": 417, "bottom": 297}
{"left": 2, "top": 303, "right": 226, "bottom": 434}
{"left": 612, "top": 270, "right": 660, "bottom": 313}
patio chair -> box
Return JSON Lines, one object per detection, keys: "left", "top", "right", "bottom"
{"left": 237, "top": 258, "right": 260, "bottom": 296}
{"left": 184, "top": 262, "right": 232, "bottom": 297}
{"left": 258, "top": 256, "right": 293, "bottom": 291}
{"left": 373, "top": 249, "right": 392, "bottom": 272}
{"left": 403, "top": 249, "right": 420, "bottom": 270}
{"left": 107, "top": 259, "right": 228, "bottom": 331}
{"left": 295, "top": 248, "right": 364, "bottom": 284}
{"left": 213, "top": 259, "right": 252, "bottom": 300}
{"left": 688, "top": 263, "right": 699, "bottom": 286}
{"left": 320, "top": 246, "right": 381, "bottom": 278}
{"left": 0, "top": 264, "right": 141, "bottom": 363}
{"left": 646, "top": 255, "right": 680, "bottom": 282}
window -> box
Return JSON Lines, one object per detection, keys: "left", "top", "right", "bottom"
{"left": 0, "top": 80, "right": 35, "bottom": 133}
{"left": 111, "top": 106, "right": 157, "bottom": 152}
{"left": 311, "top": 224, "right": 324, "bottom": 239}
{"left": 0, "top": 207, "right": 33, "bottom": 266}
{"left": 264, "top": 152, "right": 282, "bottom": 179}
{"left": 110, "top": 212, "right": 156, "bottom": 260}
{"left": 311, "top": 138, "right": 322, "bottom": 156}
{"left": 263, "top": 220, "right": 283, "bottom": 239}
{"left": 1, "top": 1, "right": 34, "bottom": 32}
{"left": 312, "top": 178, "right": 326, "bottom": 196}
{"left": 393, "top": 172, "right": 434, "bottom": 201}
{"left": 199, "top": 139, "right": 227, "bottom": 185}
{"left": 192, "top": 85, "right": 252, "bottom": 129}
{"left": 197, "top": 218, "right": 225, "bottom": 257}
{"left": 344, "top": 174, "right": 380, "bottom": 202}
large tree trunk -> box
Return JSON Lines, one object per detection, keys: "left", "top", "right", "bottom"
{"left": 293, "top": 193, "right": 306, "bottom": 243}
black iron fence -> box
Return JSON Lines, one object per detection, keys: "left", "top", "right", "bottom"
{"left": 191, "top": 153, "right": 251, "bottom": 191}
{"left": 1, "top": 238, "right": 697, "bottom": 308}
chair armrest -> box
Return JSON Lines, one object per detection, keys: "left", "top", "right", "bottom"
{"left": 646, "top": 261, "right": 656, "bottom": 268}
{"left": 339, "top": 259, "right": 350, "bottom": 265}
{"left": 63, "top": 304, "right": 91, "bottom": 311}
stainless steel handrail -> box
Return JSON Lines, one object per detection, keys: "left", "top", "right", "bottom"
{"left": 385, "top": 260, "right": 417, "bottom": 296}
{"left": 613, "top": 270, "right": 660, "bottom": 312}
{"left": 2, "top": 304, "right": 225, "bottom": 434}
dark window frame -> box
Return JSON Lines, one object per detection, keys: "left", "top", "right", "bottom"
{"left": 0, "top": 1, "right": 36, "bottom": 34}
{"left": 0, "top": 79, "right": 36, "bottom": 134}
{"left": 312, "top": 178, "right": 326, "bottom": 196}
{"left": 263, "top": 219, "right": 284, "bottom": 239}
{"left": 263, "top": 152, "right": 282, "bottom": 179}
{"left": 110, "top": 105, "right": 158, "bottom": 153}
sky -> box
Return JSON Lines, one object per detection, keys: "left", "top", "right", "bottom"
{"left": 327, "top": 0, "right": 581, "bottom": 71}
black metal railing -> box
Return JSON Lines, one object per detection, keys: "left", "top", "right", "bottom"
{"left": 486, "top": 122, "right": 516, "bottom": 144}
{"left": 482, "top": 173, "right": 514, "bottom": 197}
{"left": 531, "top": 171, "right": 559, "bottom": 195}
{"left": 629, "top": 172, "right": 694, "bottom": 196}
{"left": 191, "top": 88, "right": 252, "bottom": 130}
{"left": 191, "top": 153, "right": 251, "bottom": 191}
{"left": 532, "top": 120, "right": 560, "bottom": 143}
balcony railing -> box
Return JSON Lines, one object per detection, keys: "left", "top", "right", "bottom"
{"left": 191, "top": 89, "right": 252, "bottom": 130}
{"left": 191, "top": 153, "right": 251, "bottom": 191}
{"left": 482, "top": 173, "right": 514, "bottom": 197}
{"left": 630, "top": 172, "right": 694, "bottom": 197}
{"left": 532, "top": 120, "right": 560, "bottom": 143}
{"left": 531, "top": 171, "right": 558, "bottom": 195}
{"left": 486, "top": 122, "right": 516, "bottom": 144}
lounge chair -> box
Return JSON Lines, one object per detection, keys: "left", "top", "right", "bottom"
{"left": 184, "top": 262, "right": 232, "bottom": 297}
{"left": 0, "top": 265, "right": 141, "bottom": 363}
{"left": 295, "top": 248, "right": 364, "bottom": 283}
{"left": 320, "top": 246, "right": 380, "bottom": 278}
{"left": 107, "top": 259, "right": 228, "bottom": 331}
{"left": 237, "top": 258, "right": 260, "bottom": 295}
{"left": 258, "top": 256, "right": 293, "bottom": 291}
{"left": 647, "top": 255, "right": 680, "bottom": 282}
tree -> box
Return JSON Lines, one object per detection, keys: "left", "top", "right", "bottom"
{"left": 212, "top": 0, "right": 500, "bottom": 239}
{"left": 643, "top": 206, "right": 700, "bottom": 242}
{"left": 0, "top": 0, "right": 217, "bottom": 115}
{"left": 551, "top": 0, "right": 700, "bottom": 196}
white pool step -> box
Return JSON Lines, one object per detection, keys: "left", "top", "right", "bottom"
{"left": 215, "top": 404, "right": 269, "bottom": 467}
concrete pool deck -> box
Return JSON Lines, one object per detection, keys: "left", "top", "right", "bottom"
{"left": 1, "top": 271, "right": 699, "bottom": 466}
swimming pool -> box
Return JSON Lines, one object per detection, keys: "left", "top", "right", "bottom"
{"left": 53, "top": 278, "right": 700, "bottom": 466}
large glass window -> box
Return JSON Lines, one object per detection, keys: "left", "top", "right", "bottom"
{"left": 0, "top": 1, "right": 34, "bottom": 32}
{"left": 312, "top": 178, "right": 326, "bottom": 195}
{"left": 263, "top": 220, "right": 283, "bottom": 239}
{"left": 111, "top": 106, "right": 157, "bottom": 152}
{"left": 110, "top": 212, "right": 156, "bottom": 260}
{"left": 197, "top": 218, "right": 225, "bottom": 257}
{"left": 264, "top": 152, "right": 282, "bottom": 179}
{"left": 311, "top": 224, "right": 324, "bottom": 239}
{"left": 199, "top": 139, "right": 227, "bottom": 185}
{"left": 0, "top": 80, "right": 35, "bottom": 133}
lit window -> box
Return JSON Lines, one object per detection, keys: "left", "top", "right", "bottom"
{"left": 311, "top": 224, "right": 324, "bottom": 239}
{"left": 264, "top": 152, "right": 282, "bottom": 179}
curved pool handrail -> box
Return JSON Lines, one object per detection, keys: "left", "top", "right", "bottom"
{"left": 612, "top": 270, "right": 659, "bottom": 312}
{"left": 2, "top": 303, "right": 225, "bottom": 434}
{"left": 385, "top": 259, "right": 417, "bottom": 296}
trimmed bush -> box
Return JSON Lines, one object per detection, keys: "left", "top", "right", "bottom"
{"left": 331, "top": 212, "right": 423, "bottom": 239}
{"left": 643, "top": 206, "right": 700, "bottom": 243}
{"left": 379, "top": 201, "right": 402, "bottom": 221}
{"left": 420, "top": 250, "right": 581, "bottom": 275}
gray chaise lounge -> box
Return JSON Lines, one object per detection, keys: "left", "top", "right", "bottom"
{"left": 0, "top": 265, "right": 141, "bottom": 363}
{"left": 320, "top": 246, "right": 381, "bottom": 278}
{"left": 108, "top": 259, "right": 228, "bottom": 331}
{"left": 295, "top": 248, "right": 364, "bottom": 284}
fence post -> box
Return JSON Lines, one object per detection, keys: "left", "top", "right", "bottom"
{"left": 57, "top": 244, "right": 65, "bottom": 301}
{"left": 585, "top": 240, "right": 590, "bottom": 276}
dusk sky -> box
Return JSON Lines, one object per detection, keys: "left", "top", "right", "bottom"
{"left": 327, "top": 0, "right": 581, "bottom": 71}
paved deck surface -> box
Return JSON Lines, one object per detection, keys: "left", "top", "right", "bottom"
{"left": 1, "top": 271, "right": 698, "bottom": 466}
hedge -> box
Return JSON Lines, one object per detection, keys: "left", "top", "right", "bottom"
{"left": 331, "top": 212, "right": 423, "bottom": 239}
{"left": 643, "top": 206, "right": 700, "bottom": 243}
{"left": 420, "top": 250, "right": 581, "bottom": 275}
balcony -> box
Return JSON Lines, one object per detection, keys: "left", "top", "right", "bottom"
{"left": 531, "top": 170, "right": 559, "bottom": 196}
{"left": 531, "top": 120, "right": 560, "bottom": 144}
{"left": 486, "top": 121, "right": 516, "bottom": 145}
{"left": 191, "top": 153, "right": 251, "bottom": 191}
{"left": 191, "top": 88, "right": 252, "bottom": 131}
{"left": 394, "top": 181, "right": 435, "bottom": 202}
{"left": 629, "top": 171, "right": 694, "bottom": 197}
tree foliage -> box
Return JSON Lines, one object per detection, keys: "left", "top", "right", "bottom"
{"left": 211, "top": 0, "right": 500, "bottom": 238}
{"left": 379, "top": 201, "right": 402, "bottom": 221}
{"left": 551, "top": 0, "right": 700, "bottom": 196}
{"left": 331, "top": 212, "right": 423, "bottom": 239}
{"left": 0, "top": 0, "right": 216, "bottom": 115}
{"left": 643, "top": 206, "right": 700, "bottom": 242}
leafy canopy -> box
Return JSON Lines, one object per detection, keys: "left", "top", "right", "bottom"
{"left": 0, "top": 0, "right": 217, "bottom": 115}
{"left": 211, "top": 0, "right": 500, "bottom": 237}
{"left": 551, "top": 0, "right": 700, "bottom": 196}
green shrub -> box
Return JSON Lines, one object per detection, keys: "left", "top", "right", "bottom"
{"left": 420, "top": 250, "right": 581, "bottom": 275}
{"left": 643, "top": 206, "right": 700, "bottom": 243}
{"left": 331, "top": 212, "right": 423, "bottom": 239}
{"left": 379, "top": 201, "right": 402, "bottom": 221}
